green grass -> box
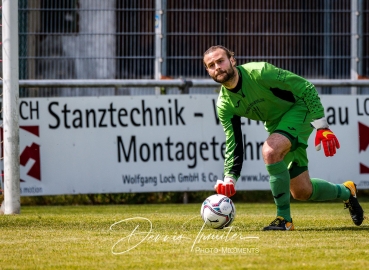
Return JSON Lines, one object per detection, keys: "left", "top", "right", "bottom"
{"left": 0, "top": 202, "right": 368, "bottom": 270}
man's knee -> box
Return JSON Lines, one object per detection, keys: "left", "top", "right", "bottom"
{"left": 262, "top": 133, "right": 291, "bottom": 164}
{"left": 262, "top": 145, "right": 277, "bottom": 161}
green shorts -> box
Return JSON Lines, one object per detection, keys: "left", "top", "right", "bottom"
{"left": 265, "top": 99, "right": 314, "bottom": 178}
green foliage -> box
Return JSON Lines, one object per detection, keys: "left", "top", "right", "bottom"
{"left": 17, "top": 189, "right": 369, "bottom": 206}
{"left": 18, "top": 191, "right": 276, "bottom": 206}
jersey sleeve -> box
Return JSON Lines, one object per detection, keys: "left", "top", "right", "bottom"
{"left": 217, "top": 98, "right": 243, "bottom": 181}
{"left": 258, "top": 62, "right": 325, "bottom": 120}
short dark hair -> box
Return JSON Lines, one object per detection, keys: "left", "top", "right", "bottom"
{"left": 203, "top": 45, "right": 235, "bottom": 67}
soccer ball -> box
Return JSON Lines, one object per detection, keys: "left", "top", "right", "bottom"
{"left": 200, "top": 194, "right": 236, "bottom": 229}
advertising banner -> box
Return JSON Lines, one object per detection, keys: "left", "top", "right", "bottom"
{"left": 1, "top": 95, "right": 368, "bottom": 196}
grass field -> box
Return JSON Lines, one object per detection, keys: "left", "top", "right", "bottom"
{"left": 0, "top": 202, "right": 368, "bottom": 270}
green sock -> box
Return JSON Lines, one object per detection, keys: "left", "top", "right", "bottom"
{"left": 309, "top": 178, "right": 351, "bottom": 201}
{"left": 266, "top": 161, "right": 291, "bottom": 222}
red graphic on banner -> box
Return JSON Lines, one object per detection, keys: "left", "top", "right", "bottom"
{"left": 20, "top": 143, "right": 41, "bottom": 181}
{"left": 359, "top": 122, "right": 369, "bottom": 152}
{"left": 21, "top": 126, "right": 39, "bottom": 137}
{"left": 0, "top": 126, "right": 41, "bottom": 182}
{"left": 20, "top": 126, "right": 41, "bottom": 181}
{"left": 360, "top": 163, "right": 369, "bottom": 174}
{"left": 358, "top": 122, "right": 369, "bottom": 174}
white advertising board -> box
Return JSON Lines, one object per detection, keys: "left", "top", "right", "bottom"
{"left": 1, "top": 95, "right": 368, "bottom": 196}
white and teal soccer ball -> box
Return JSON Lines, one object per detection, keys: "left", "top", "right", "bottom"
{"left": 200, "top": 194, "right": 236, "bottom": 229}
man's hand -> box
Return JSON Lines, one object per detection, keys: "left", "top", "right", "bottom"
{"left": 311, "top": 117, "right": 340, "bottom": 157}
{"left": 214, "top": 177, "right": 236, "bottom": 197}
{"left": 315, "top": 128, "right": 340, "bottom": 157}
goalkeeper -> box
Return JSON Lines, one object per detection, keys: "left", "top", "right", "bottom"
{"left": 203, "top": 45, "right": 364, "bottom": 230}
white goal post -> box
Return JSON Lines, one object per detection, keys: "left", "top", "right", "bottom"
{"left": 1, "top": 0, "right": 20, "bottom": 214}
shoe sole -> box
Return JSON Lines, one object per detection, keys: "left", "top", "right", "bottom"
{"left": 343, "top": 181, "right": 364, "bottom": 226}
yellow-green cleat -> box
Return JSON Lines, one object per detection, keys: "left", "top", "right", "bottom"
{"left": 343, "top": 181, "right": 364, "bottom": 226}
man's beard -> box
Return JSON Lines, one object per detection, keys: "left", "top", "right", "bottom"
{"left": 212, "top": 67, "right": 235, "bottom": 83}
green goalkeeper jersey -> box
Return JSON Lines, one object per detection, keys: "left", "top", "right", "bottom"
{"left": 217, "top": 62, "right": 325, "bottom": 180}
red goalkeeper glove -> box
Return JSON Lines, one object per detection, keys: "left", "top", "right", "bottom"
{"left": 315, "top": 128, "right": 340, "bottom": 157}
{"left": 214, "top": 177, "right": 236, "bottom": 197}
{"left": 311, "top": 118, "right": 340, "bottom": 157}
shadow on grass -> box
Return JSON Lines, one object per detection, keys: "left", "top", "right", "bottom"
{"left": 295, "top": 225, "right": 369, "bottom": 231}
